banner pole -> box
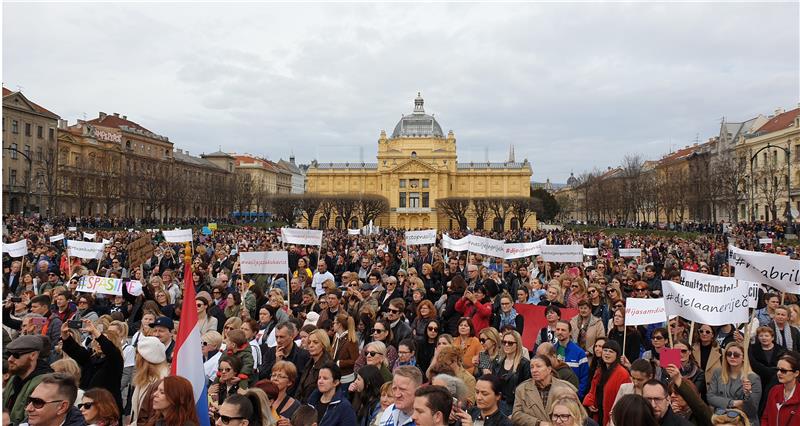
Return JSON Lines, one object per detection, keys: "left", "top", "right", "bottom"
{"left": 623, "top": 326, "right": 628, "bottom": 357}
{"left": 668, "top": 320, "right": 675, "bottom": 348}
{"left": 688, "top": 320, "right": 696, "bottom": 346}
{"left": 781, "top": 291, "right": 786, "bottom": 305}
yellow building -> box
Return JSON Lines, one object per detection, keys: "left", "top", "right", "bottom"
{"left": 305, "top": 94, "right": 533, "bottom": 230}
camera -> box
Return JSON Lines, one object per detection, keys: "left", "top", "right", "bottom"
{"left": 67, "top": 320, "right": 83, "bottom": 329}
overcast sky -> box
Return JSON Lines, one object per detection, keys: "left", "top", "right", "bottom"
{"left": 4, "top": 2, "right": 798, "bottom": 182}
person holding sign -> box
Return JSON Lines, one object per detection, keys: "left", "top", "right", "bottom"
{"left": 707, "top": 342, "right": 761, "bottom": 425}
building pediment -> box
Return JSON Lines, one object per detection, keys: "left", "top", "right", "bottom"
{"left": 389, "top": 158, "right": 439, "bottom": 174}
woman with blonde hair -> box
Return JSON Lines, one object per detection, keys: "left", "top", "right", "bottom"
{"left": 707, "top": 342, "right": 761, "bottom": 424}
{"left": 52, "top": 358, "right": 83, "bottom": 406}
{"left": 295, "top": 328, "right": 332, "bottom": 402}
{"left": 221, "top": 316, "right": 243, "bottom": 350}
{"left": 539, "top": 281, "right": 566, "bottom": 308}
{"left": 549, "top": 394, "right": 590, "bottom": 426}
{"left": 130, "top": 336, "right": 169, "bottom": 425}
{"left": 566, "top": 278, "right": 588, "bottom": 309}
{"left": 108, "top": 320, "right": 136, "bottom": 414}
{"left": 332, "top": 313, "right": 359, "bottom": 386}
{"left": 363, "top": 341, "right": 393, "bottom": 383}
{"left": 474, "top": 327, "right": 502, "bottom": 376}
{"left": 493, "top": 330, "right": 531, "bottom": 415}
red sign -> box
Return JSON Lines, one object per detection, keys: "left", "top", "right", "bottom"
{"left": 515, "top": 304, "right": 579, "bottom": 350}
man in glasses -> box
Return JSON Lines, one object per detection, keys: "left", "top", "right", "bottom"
{"left": 24, "top": 372, "right": 84, "bottom": 426}
{"left": 3, "top": 335, "right": 52, "bottom": 425}
{"left": 386, "top": 298, "right": 412, "bottom": 349}
{"left": 642, "top": 379, "right": 692, "bottom": 426}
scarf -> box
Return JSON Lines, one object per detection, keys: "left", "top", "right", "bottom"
{"left": 499, "top": 308, "right": 518, "bottom": 329}
{"left": 776, "top": 324, "right": 794, "bottom": 351}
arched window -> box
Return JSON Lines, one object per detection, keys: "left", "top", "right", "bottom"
{"left": 350, "top": 218, "right": 358, "bottom": 229}
{"left": 318, "top": 216, "right": 328, "bottom": 229}
{"left": 335, "top": 217, "right": 343, "bottom": 230}
{"left": 411, "top": 151, "right": 417, "bottom": 158}
{"left": 493, "top": 217, "right": 504, "bottom": 232}
{"left": 510, "top": 218, "right": 519, "bottom": 231}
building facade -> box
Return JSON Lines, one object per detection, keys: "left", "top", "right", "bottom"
{"left": 2, "top": 88, "right": 60, "bottom": 215}
{"left": 305, "top": 94, "right": 534, "bottom": 229}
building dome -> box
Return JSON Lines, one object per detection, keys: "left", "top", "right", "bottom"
{"left": 391, "top": 93, "right": 444, "bottom": 138}
{"left": 566, "top": 172, "right": 578, "bottom": 187}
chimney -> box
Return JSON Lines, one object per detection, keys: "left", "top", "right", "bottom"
{"left": 58, "top": 119, "right": 68, "bottom": 129}
{"left": 185, "top": 151, "right": 189, "bottom": 156}
{"left": 122, "top": 115, "right": 127, "bottom": 120}
{"left": 113, "top": 113, "right": 119, "bottom": 117}
{"left": 775, "top": 108, "right": 785, "bottom": 116}
{"left": 99, "top": 112, "right": 107, "bottom": 119}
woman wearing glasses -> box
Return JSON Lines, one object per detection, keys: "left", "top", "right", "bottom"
{"left": 492, "top": 293, "right": 525, "bottom": 335}
{"left": 671, "top": 339, "right": 707, "bottom": 401}
{"left": 362, "top": 341, "right": 393, "bottom": 383}
{"left": 353, "top": 319, "right": 398, "bottom": 372}
{"left": 267, "top": 361, "right": 300, "bottom": 420}
{"left": 473, "top": 327, "right": 502, "bottom": 377}
{"left": 548, "top": 395, "right": 592, "bottom": 426}
{"left": 79, "top": 388, "right": 120, "bottom": 426}
{"left": 761, "top": 354, "right": 800, "bottom": 426}
{"left": 707, "top": 342, "right": 761, "bottom": 425}
{"left": 492, "top": 330, "right": 531, "bottom": 416}
{"left": 416, "top": 319, "right": 441, "bottom": 376}
{"left": 215, "top": 390, "right": 272, "bottom": 426}
{"left": 209, "top": 356, "right": 245, "bottom": 410}
{"left": 693, "top": 323, "right": 723, "bottom": 388}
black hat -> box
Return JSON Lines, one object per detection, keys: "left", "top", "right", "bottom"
{"left": 151, "top": 316, "right": 174, "bottom": 331}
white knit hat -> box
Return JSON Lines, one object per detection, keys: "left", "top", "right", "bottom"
{"left": 137, "top": 336, "right": 166, "bottom": 364}
{"left": 304, "top": 312, "right": 320, "bottom": 328}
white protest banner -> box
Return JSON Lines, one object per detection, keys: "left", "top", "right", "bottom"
{"left": 406, "top": 229, "right": 437, "bottom": 245}
{"left": 102, "top": 239, "right": 111, "bottom": 245}
{"left": 83, "top": 232, "right": 96, "bottom": 240}
{"left": 77, "top": 276, "right": 123, "bottom": 296}
{"left": 347, "top": 229, "right": 360, "bottom": 236}
{"left": 467, "top": 235, "right": 506, "bottom": 258}
{"left": 541, "top": 245, "right": 584, "bottom": 263}
{"left": 66, "top": 240, "right": 105, "bottom": 259}
{"left": 442, "top": 234, "right": 470, "bottom": 251}
{"left": 162, "top": 228, "right": 193, "bottom": 243}
{"left": 728, "top": 245, "right": 800, "bottom": 294}
{"left": 660, "top": 271, "right": 750, "bottom": 325}
{"left": 503, "top": 238, "right": 547, "bottom": 260}
{"left": 625, "top": 298, "right": 667, "bottom": 326}
{"left": 759, "top": 238, "right": 773, "bottom": 245}
{"left": 126, "top": 280, "right": 143, "bottom": 297}
{"left": 239, "top": 251, "right": 289, "bottom": 275}
{"left": 619, "top": 248, "right": 642, "bottom": 258}
{"left": 583, "top": 247, "right": 599, "bottom": 257}
{"left": 4, "top": 239, "right": 28, "bottom": 257}
{"left": 743, "top": 281, "right": 762, "bottom": 305}
{"left": 49, "top": 234, "right": 65, "bottom": 243}
{"left": 281, "top": 228, "right": 323, "bottom": 246}
{"left": 68, "top": 226, "right": 77, "bottom": 231}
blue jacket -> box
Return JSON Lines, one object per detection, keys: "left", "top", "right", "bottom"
{"left": 308, "top": 389, "right": 357, "bottom": 426}
{"left": 555, "top": 340, "right": 589, "bottom": 398}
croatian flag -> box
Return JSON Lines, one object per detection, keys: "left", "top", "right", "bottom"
{"left": 171, "top": 260, "right": 211, "bottom": 426}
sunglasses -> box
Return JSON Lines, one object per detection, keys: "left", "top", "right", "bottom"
{"left": 77, "top": 402, "right": 94, "bottom": 410}
{"left": 725, "top": 351, "right": 742, "bottom": 359}
{"left": 372, "top": 328, "right": 386, "bottom": 334}
{"left": 698, "top": 330, "right": 713, "bottom": 334}
{"left": 8, "top": 350, "right": 34, "bottom": 359}
{"left": 215, "top": 413, "right": 246, "bottom": 425}
{"left": 219, "top": 367, "right": 233, "bottom": 372}
{"left": 26, "top": 397, "right": 63, "bottom": 409}
{"left": 479, "top": 338, "right": 487, "bottom": 344}
{"left": 366, "top": 351, "right": 384, "bottom": 357}
{"left": 388, "top": 308, "right": 401, "bottom": 314}
{"left": 714, "top": 408, "right": 742, "bottom": 419}
{"left": 502, "top": 340, "right": 516, "bottom": 346}
{"left": 777, "top": 368, "right": 798, "bottom": 374}
{"left": 427, "top": 326, "right": 439, "bottom": 332}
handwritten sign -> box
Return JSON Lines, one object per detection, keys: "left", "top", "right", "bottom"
{"left": 405, "top": 229, "right": 437, "bottom": 245}
{"left": 281, "top": 228, "right": 323, "bottom": 246}
{"left": 467, "top": 235, "right": 506, "bottom": 258}
{"left": 239, "top": 251, "right": 289, "bottom": 275}
{"left": 126, "top": 236, "right": 154, "bottom": 269}
{"left": 729, "top": 245, "right": 800, "bottom": 295}
{"left": 503, "top": 238, "right": 547, "bottom": 260}
{"left": 67, "top": 240, "right": 105, "bottom": 260}
{"left": 541, "top": 245, "right": 583, "bottom": 263}
{"left": 77, "top": 276, "right": 123, "bottom": 296}
{"left": 625, "top": 297, "right": 667, "bottom": 326}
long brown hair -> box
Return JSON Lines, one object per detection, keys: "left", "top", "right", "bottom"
{"left": 83, "top": 388, "right": 120, "bottom": 424}
{"left": 147, "top": 376, "right": 200, "bottom": 426}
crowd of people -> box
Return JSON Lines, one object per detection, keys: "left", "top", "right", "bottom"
{"left": 2, "top": 215, "right": 800, "bottom": 426}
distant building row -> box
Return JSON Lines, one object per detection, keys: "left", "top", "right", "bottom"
{"left": 2, "top": 87, "right": 305, "bottom": 219}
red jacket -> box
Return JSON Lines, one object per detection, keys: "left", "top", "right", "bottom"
{"left": 761, "top": 382, "right": 800, "bottom": 426}
{"left": 583, "top": 364, "right": 630, "bottom": 426}
{"left": 454, "top": 297, "right": 492, "bottom": 334}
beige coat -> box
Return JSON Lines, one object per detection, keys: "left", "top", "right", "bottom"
{"left": 570, "top": 314, "right": 606, "bottom": 357}
{"left": 693, "top": 342, "right": 722, "bottom": 386}
{"left": 511, "top": 377, "right": 578, "bottom": 426}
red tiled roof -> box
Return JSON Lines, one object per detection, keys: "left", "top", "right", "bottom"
{"left": 234, "top": 155, "right": 278, "bottom": 172}
{"left": 2, "top": 87, "right": 12, "bottom": 96}
{"left": 3, "top": 87, "right": 59, "bottom": 118}
{"left": 756, "top": 108, "right": 800, "bottom": 134}
{"left": 86, "top": 114, "right": 152, "bottom": 133}
{"left": 658, "top": 145, "right": 700, "bottom": 166}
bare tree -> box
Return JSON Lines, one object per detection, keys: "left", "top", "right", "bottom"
{"left": 298, "top": 193, "right": 324, "bottom": 227}
{"left": 754, "top": 156, "right": 789, "bottom": 221}
{"left": 472, "top": 198, "right": 489, "bottom": 230}
{"left": 270, "top": 194, "right": 300, "bottom": 225}
{"left": 437, "top": 197, "right": 471, "bottom": 230}
{"left": 487, "top": 197, "right": 512, "bottom": 231}
{"left": 357, "top": 194, "right": 389, "bottom": 226}
{"left": 509, "top": 196, "right": 542, "bottom": 228}
{"left": 38, "top": 140, "right": 59, "bottom": 216}
{"left": 620, "top": 154, "right": 644, "bottom": 223}
{"left": 232, "top": 174, "right": 254, "bottom": 214}
{"left": 714, "top": 155, "right": 749, "bottom": 222}
{"left": 333, "top": 195, "right": 359, "bottom": 229}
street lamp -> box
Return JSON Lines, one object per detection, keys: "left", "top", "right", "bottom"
{"left": 3, "top": 147, "right": 33, "bottom": 216}
{"left": 749, "top": 143, "right": 794, "bottom": 236}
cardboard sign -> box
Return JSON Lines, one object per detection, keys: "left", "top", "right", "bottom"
{"left": 126, "top": 236, "right": 154, "bottom": 269}
{"left": 201, "top": 227, "right": 212, "bottom": 235}
{"left": 239, "top": 251, "right": 289, "bottom": 275}
{"left": 281, "top": 228, "right": 323, "bottom": 246}
{"left": 625, "top": 297, "right": 667, "bottom": 326}
{"left": 77, "top": 276, "right": 123, "bottom": 296}
{"left": 405, "top": 229, "right": 437, "bottom": 245}
{"left": 4, "top": 239, "right": 28, "bottom": 257}
{"left": 162, "top": 228, "right": 193, "bottom": 243}
{"left": 541, "top": 245, "right": 584, "bottom": 263}
{"left": 208, "top": 223, "right": 218, "bottom": 231}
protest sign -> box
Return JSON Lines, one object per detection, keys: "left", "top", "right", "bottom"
{"left": 728, "top": 245, "right": 800, "bottom": 294}
{"left": 661, "top": 271, "right": 750, "bottom": 325}
{"left": 83, "top": 232, "right": 96, "bottom": 240}
{"left": 583, "top": 247, "right": 599, "bottom": 257}
{"left": 759, "top": 238, "right": 773, "bottom": 245}
{"left": 49, "top": 234, "right": 65, "bottom": 243}
{"left": 442, "top": 234, "right": 470, "bottom": 251}
{"left": 503, "top": 238, "right": 547, "bottom": 260}
{"left": 4, "top": 239, "right": 28, "bottom": 257}
{"left": 625, "top": 297, "right": 667, "bottom": 326}
{"left": 77, "top": 276, "right": 123, "bottom": 296}
{"left": 67, "top": 240, "right": 105, "bottom": 260}
{"left": 619, "top": 248, "right": 642, "bottom": 258}
{"left": 240, "top": 251, "right": 289, "bottom": 275}
{"left": 162, "top": 228, "right": 193, "bottom": 243}
{"left": 660, "top": 349, "right": 681, "bottom": 369}
{"left": 101, "top": 239, "right": 111, "bottom": 245}
{"left": 126, "top": 236, "right": 154, "bottom": 269}
{"left": 208, "top": 223, "right": 218, "bottom": 231}
{"left": 467, "top": 235, "right": 506, "bottom": 258}
{"left": 744, "top": 281, "right": 762, "bottom": 305}
{"left": 67, "top": 226, "right": 77, "bottom": 231}
{"left": 127, "top": 280, "right": 143, "bottom": 296}
{"left": 541, "top": 245, "right": 583, "bottom": 263}
{"left": 281, "top": 228, "right": 323, "bottom": 246}
{"left": 405, "top": 229, "right": 437, "bottom": 245}
{"left": 348, "top": 229, "right": 360, "bottom": 235}
{"left": 201, "top": 227, "right": 212, "bottom": 235}
{"left": 515, "top": 304, "right": 579, "bottom": 349}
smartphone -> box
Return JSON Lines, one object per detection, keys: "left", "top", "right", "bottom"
{"left": 10, "top": 297, "right": 22, "bottom": 303}
{"left": 67, "top": 320, "right": 83, "bottom": 329}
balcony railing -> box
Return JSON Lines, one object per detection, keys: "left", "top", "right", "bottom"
{"left": 395, "top": 207, "right": 432, "bottom": 214}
